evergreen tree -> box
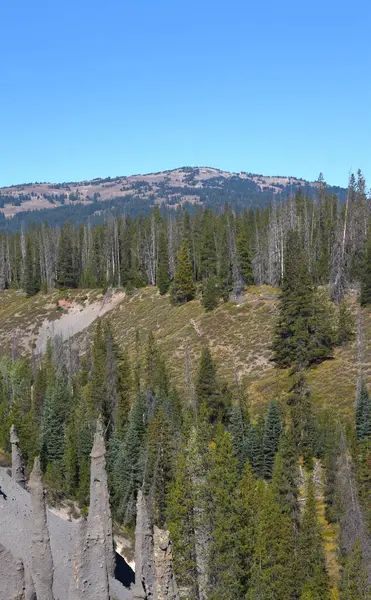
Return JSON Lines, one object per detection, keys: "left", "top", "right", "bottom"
{"left": 248, "top": 480, "right": 298, "bottom": 600}
{"left": 171, "top": 240, "right": 196, "bottom": 303}
{"left": 288, "top": 374, "right": 316, "bottom": 468}
{"left": 167, "top": 431, "right": 198, "bottom": 598}
{"left": 262, "top": 399, "right": 282, "bottom": 479}
{"left": 196, "top": 345, "right": 228, "bottom": 423}
{"left": 272, "top": 230, "right": 334, "bottom": 370}
{"left": 339, "top": 539, "right": 371, "bottom": 600}
{"left": 356, "top": 379, "right": 371, "bottom": 440}
{"left": 40, "top": 374, "right": 71, "bottom": 470}
{"left": 157, "top": 224, "right": 170, "bottom": 295}
{"left": 207, "top": 426, "right": 243, "bottom": 600}
{"left": 201, "top": 274, "right": 220, "bottom": 311}
{"left": 299, "top": 476, "right": 330, "bottom": 599}
{"left": 229, "top": 400, "right": 249, "bottom": 470}
{"left": 114, "top": 393, "right": 146, "bottom": 524}
{"left": 24, "top": 233, "right": 40, "bottom": 296}
{"left": 236, "top": 226, "right": 253, "bottom": 286}
{"left": 246, "top": 415, "right": 265, "bottom": 478}
{"left": 272, "top": 431, "right": 300, "bottom": 529}
{"left": 56, "top": 222, "right": 77, "bottom": 288}
{"left": 336, "top": 300, "right": 355, "bottom": 345}
{"left": 143, "top": 405, "right": 174, "bottom": 527}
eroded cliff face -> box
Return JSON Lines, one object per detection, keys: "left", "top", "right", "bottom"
{"left": 0, "top": 544, "right": 25, "bottom": 600}
{"left": 153, "top": 527, "right": 179, "bottom": 600}
{"left": 10, "top": 424, "right": 26, "bottom": 489}
{"left": 133, "top": 491, "right": 179, "bottom": 600}
{"left": 28, "top": 457, "right": 55, "bottom": 600}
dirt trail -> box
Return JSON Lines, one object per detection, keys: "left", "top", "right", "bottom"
{"left": 35, "top": 291, "right": 125, "bottom": 354}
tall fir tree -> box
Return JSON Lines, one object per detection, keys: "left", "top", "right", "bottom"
{"left": 299, "top": 476, "right": 330, "bottom": 599}
{"left": 356, "top": 379, "right": 371, "bottom": 441}
{"left": 171, "top": 240, "right": 196, "bottom": 303}
{"left": 339, "top": 539, "right": 371, "bottom": 600}
{"left": 262, "top": 399, "right": 282, "bottom": 479}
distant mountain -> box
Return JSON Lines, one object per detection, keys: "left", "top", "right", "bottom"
{"left": 0, "top": 167, "right": 347, "bottom": 231}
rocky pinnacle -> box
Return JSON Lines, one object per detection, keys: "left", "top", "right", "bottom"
{"left": 28, "top": 457, "right": 55, "bottom": 600}
{"left": 10, "top": 424, "right": 26, "bottom": 489}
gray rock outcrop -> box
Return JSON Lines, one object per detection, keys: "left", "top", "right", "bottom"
{"left": 10, "top": 424, "right": 26, "bottom": 489}
{"left": 28, "top": 457, "right": 55, "bottom": 600}
{"left": 0, "top": 543, "right": 25, "bottom": 600}
{"left": 153, "top": 527, "right": 179, "bottom": 600}
{"left": 133, "top": 490, "right": 157, "bottom": 600}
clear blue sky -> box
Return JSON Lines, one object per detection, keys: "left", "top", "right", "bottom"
{"left": 1, "top": 0, "right": 370, "bottom": 188}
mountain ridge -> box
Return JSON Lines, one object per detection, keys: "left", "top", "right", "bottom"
{"left": 0, "top": 166, "right": 347, "bottom": 221}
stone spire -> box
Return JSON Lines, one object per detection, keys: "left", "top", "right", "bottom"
{"left": 10, "top": 424, "right": 26, "bottom": 488}
{"left": 84, "top": 416, "right": 115, "bottom": 600}
{"left": 133, "top": 490, "right": 157, "bottom": 600}
{"left": 153, "top": 527, "right": 179, "bottom": 600}
{"left": 28, "top": 457, "right": 55, "bottom": 600}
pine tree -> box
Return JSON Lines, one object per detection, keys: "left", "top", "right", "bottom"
{"left": 143, "top": 405, "right": 175, "bottom": 527}
{"left": 272, "top": 230, "right": 334, "bottom": 370}
{"left": 207, "top": 426, "right": 243, "bottom": 600}
{"left": 114, "top": 393, "right": 146, "bottom": 524}
{"left": 356, "top": 379, "right": 371, "bottom": 440}
{"left": 272, "top": 431, "right": 300, "bottom": 527}
{"left": 40, "top": 374, "right": 71, "bottom": 470}
{"left": 288, "top": 374, "right": 316, "bottom": 468}
{"left": 299, "top": 476, "right": 330, "bottom": 599}
{"left": 236, "top": 226, "right": 253, "bottom": 286}
{"left": 262, "top": 399, "right": 282, "bottom": 479}
{"left": 63, "top": 415, "right": 79, "bottom": 496}
{"left": 246, "top": 415, "right": 265, "bottom": 478}
{"left": 235, "top": 461, "right": 257, "bottom": 595}
{"left": 166, "top": 431, "right": 198, "bottom": 598}
{"left": 201, "top": 274, "right": 220, "bottom": 311}
{"left": 229, "top": 400, "right": 249, "bottom": 470}
{"left": 196, "top": 345, "right": 228, "bottom": 423}
{"left": 24, "top": 233, "right": 40, "bottom": 296}
{"left": 339, "top": 539, "right": 371, "bottom": 600}
{"left": 56, "top": 222, "right": 77, "bottom": 288}
{"left": 171, "top": 240, "right": 196, "bottom": 303}
{"left": 157, "top": 224, "right": 170, "bottom": 295}
{"left": 248, "top": 480, "right": 298, "bottom": 600}
{"left": 336, "top": 300, "right": 355, "bottom": 345}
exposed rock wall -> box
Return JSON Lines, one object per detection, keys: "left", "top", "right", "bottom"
{"left": 133, "top": 491, "right": 157, "bottom": 600}
{"left": 0, "top": 544, "right": 25, "bottom": 600}
{"left": 10, "top": 424, "right": 26, "bottom": 489}
{"left": 28, "top": 458, "right": 55, "bottom": 600}
{"left": 153, "top": 527, "right": 179, "bottom": 600}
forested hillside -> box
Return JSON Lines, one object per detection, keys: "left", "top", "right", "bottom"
{"left": 1, "top": 169, "right": 371, "bottom": 599}
{"left": 0, "top": 166, "right": 347, "bottom": 231}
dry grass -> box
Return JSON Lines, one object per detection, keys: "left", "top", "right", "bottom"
{"left": 0, "top": 285, "right": 368, "bottom": 419}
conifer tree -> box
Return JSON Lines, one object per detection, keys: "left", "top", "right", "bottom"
{"left": 207, "top": 426, "right": 243, "bottom": 600}
{"left": 235, "top": 461, "right": 257, "bottom": 594}
{"left": 299, "top": 476, "right": 330, "bottom": 599}
{"left": 236, "top": 226, "right": 253, "bottom": 286}
{"left": 356, "top": 379, "right": 371, "bottom": 440}
{"left": 273, "top": 230, "right": 334, "bottom": 370}
{"left": 229, "top": 400, "right": 249, "bottom": 470}
{"left": 114, "top": 393, "right": 146, "bottom": 524}
{"left": 166, "top": 431, "right": 198, "bottom": 598}
{"left": 247, "top": 415, "right": 265, "bottom": 478}
{"left": 201, "top": 274, "right": 220, "bottom": 311}
{"left": 196, "top": 345, "right": 228, "bottom": 423}
{"left": 40, "top": 374, "right": 71, "bottom": 470}
{"left": 171, "top": 240, "right": 196, "bottom": 303}
{"left": 288, "top": 374, "right": 316, "bottom": 467}
{"left": 262, "top": 399, "right": 282, "bottom": 479}
{"left": 56, "top": 222, "right": 77, "bottom": 288}
{"left": 336, "top": 300, "right": 355, "bottom": 345}
{"left": 143, "top": 405, "right": 174, "bottom": 527}
{"left": 339, "top": 539, "right": 371, "bottom": 599}
{"left": 24, "top": 233, "right": 40, "bottom": 297}
{"left": 157, "top": 224, "right": 170, "bottom": 295}
{"left": 248, "top": 480, "right": 298, "bottom": 600}
{"left": 272, "top": 431, "right": 300, "bottom": 527}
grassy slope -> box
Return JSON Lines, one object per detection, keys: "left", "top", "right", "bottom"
{"left": 0, "top": 285, "right": 369, "bottom": 417}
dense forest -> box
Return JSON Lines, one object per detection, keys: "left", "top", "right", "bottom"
{"left": 1, "top": 170, "right": 371, "bottom": 598}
